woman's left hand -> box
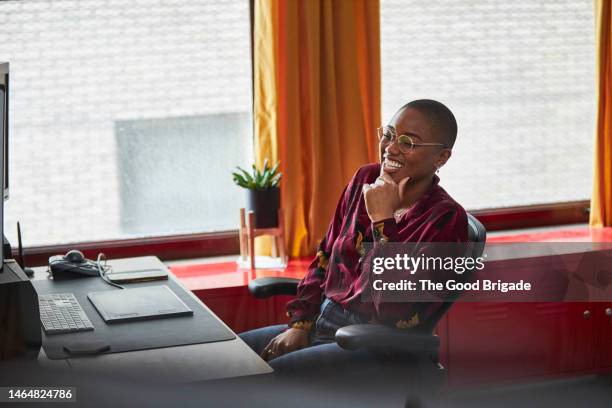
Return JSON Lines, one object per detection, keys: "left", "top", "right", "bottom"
{"left": 362, "top": 173, "right": 410, "bottom": 222}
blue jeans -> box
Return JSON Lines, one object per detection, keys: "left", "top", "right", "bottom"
{"left": 239, "top": 298, "right": 384, "bottom": 374}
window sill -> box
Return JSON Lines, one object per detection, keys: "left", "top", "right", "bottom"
{"left": 171, "top": 225, "right": 612, "bottom": 293}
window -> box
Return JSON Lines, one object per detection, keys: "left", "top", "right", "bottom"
{"left": 0, "top": 0, "right": 252, "bottom": 247}
{"left": 381, "top": 0, "right": 596, "bottom": 210}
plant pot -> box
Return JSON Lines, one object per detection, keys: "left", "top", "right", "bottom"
{"left": 246, "top": 187, "right": 280, "bottom": 228}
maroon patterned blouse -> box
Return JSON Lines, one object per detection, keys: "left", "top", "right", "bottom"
{"left": 286, "top": 163, "right": 468, "bottom": 329}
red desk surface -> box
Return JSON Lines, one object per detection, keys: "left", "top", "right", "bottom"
{"left": 173, "top": 227, "right": 612, "bottom": 292}
{"left": 172, "top": 258, "right": 310, "bottom": 292}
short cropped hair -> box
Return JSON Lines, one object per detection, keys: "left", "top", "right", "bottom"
{"left": 397, "top": 99, "right": 458, "bottom": 149}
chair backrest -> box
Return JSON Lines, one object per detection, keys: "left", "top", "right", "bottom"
{"left": 418, "top": 212, "right": 487, "bottom": 333}
{"left": 467, "top": 212, "right": 487, "bottom": 258}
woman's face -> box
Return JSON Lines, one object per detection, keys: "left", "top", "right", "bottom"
{"left": 379, "top": 108, "right": 451, "bottom": 184}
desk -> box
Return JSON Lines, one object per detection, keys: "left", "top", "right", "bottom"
{"left": 34, "top": 256, "right": 272, "bottom": 383}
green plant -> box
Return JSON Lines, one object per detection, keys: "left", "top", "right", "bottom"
{"left": 232, "top": 159, "right": 282, "bottom": 190}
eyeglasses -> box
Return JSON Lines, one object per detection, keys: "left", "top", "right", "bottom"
{"left": 377, "top": 126, "right": 446, "bottom": 153}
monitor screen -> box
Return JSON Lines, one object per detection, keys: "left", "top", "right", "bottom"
{"left": 0, "top": 83, "right": 5, "bottom": 201}
{"left": 1, "top": 65, "right": 8, "bottom": 202}
{"left": 0, "top": 62, "right": 7, "bottom": 269}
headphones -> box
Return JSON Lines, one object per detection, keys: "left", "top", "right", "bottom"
{"left": 48, "top": 250, "right": 124, "bottom": 289}
{"left": 64, "top": 249, "right": 86, "bottom": 263}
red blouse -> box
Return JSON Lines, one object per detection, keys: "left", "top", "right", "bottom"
{"left": 286, "top": 163, "right": 468, "bottom": 329}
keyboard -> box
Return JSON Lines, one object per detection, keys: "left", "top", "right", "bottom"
{"left": 39, "top": 293, "right": 95, "bottom": 335}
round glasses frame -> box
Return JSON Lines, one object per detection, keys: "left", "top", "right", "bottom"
{"left": 377, "top": 126, "right": 446, "bottom": 153}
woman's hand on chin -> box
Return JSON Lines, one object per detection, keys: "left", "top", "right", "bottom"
{"left": 363, "top": 173, "right": 410, "bottom": 222}
{"left": 260, "top": 328, "right": 310, "bottom": 361}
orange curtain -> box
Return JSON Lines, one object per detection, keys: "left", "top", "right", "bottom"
{"left": 591, "top": 0, "right": 612, "bottom": 227}
{"left": 254, "top": 0, "right": 380, "bottom": 256}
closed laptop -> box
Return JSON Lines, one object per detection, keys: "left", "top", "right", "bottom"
{"left": 88, "top": 285, "right": 193, "bottom": 323}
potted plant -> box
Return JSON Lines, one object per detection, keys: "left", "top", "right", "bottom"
{"left": 232, "top": 159, "right": 282, "bottom": 228}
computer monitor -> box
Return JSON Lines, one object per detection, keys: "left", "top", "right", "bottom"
{"left": 0, "top": 62, "right": 8, "bottom": 268}
{"left": 1, "top": 62, "right": 8, "bottom": 202}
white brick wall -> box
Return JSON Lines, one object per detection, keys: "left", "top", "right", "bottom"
{"left": 381, "top": 0, "right": 596, "bottom": 210}
{"left": 0, "top": 0, "right": 252, "bottom": 246}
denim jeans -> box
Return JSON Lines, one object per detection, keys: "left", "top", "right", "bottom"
{"left": 239, "top": 298, "right": 383, "bottom": 374}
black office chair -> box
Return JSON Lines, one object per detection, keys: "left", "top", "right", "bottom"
{"left": 248, "top": 213, "right": 486, "bottom": 373}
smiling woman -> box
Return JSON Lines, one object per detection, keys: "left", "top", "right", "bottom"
{"left": 239, "top": 99, "right": 469, "bottom": 375}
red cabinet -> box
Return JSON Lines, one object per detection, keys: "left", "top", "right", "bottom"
{"left": 446, "top": 302, "right": 608, "bottom": 387}
{"left": 597, "top": 303, "right": 612, "bottom": 370}
{"left": 190, "top": 286, "right": 293, "bottom": 334}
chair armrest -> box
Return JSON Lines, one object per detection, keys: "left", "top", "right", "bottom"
{"left": 248, "top": 277, "right": 300, "bottom": 298}
{"left": 335, "top": 324, "right": 439, "bottom": 353}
